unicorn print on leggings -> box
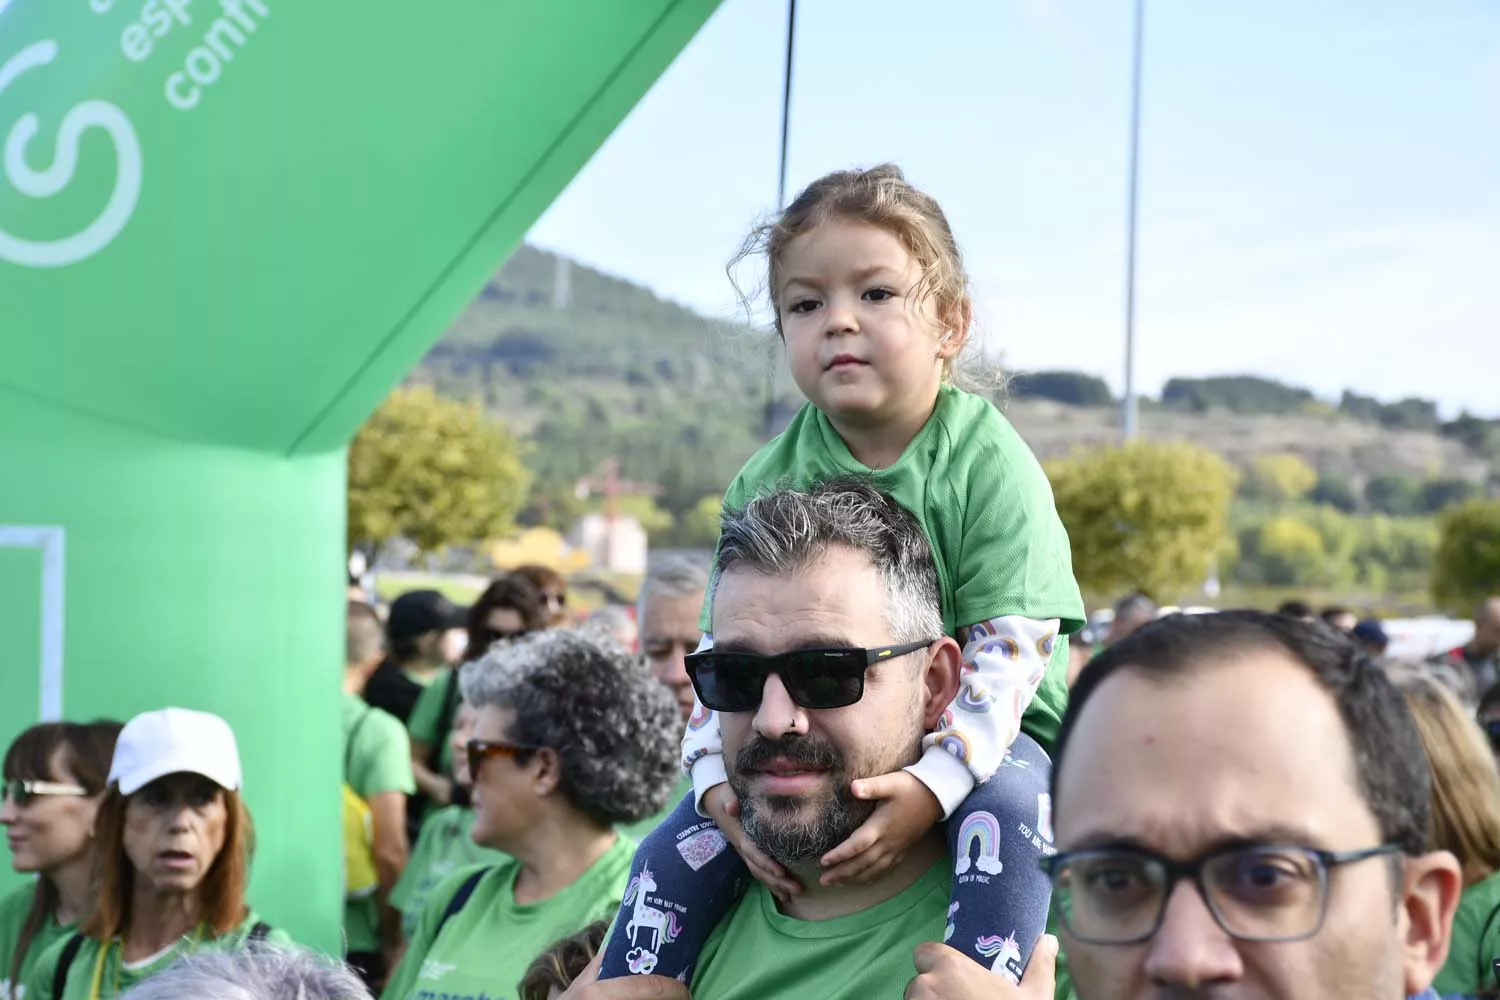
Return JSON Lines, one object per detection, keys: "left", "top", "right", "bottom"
{"left": 976, "top": 931, "right": 1024, "bottom": 983}
{"left": 623, "top": 865, "right": 682, "bottom": 975}
{"left": 954, "top": 811, "right": 1004, "bottom": 876}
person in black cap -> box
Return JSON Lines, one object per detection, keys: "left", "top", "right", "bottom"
{"left": 361, "top": 590, "right": 468, "bottom": 724}
{"left": 1353, "top": 617, "right": 1390, "bottom": 657}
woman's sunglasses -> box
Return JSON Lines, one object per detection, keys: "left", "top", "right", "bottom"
{"left": 465, "top": 739, "right": 544, "bottom": 779}
{"left": 2, "top": 779, "right": 88, "bottom": 807}
{"left": 685, "top": 640, "right": 935, "bottom": 712}
{"left": 1484, "top": 718, "right": 1500, "bottom": 753}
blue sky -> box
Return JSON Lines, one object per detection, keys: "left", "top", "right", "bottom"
{"left": 528, "top": 0, "right": 1500, "bottom": 417}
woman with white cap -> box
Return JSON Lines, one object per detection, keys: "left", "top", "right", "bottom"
{"left": 26, "top": 708, "right": 288, "bottom": 999}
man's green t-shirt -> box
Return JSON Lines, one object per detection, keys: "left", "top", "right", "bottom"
{"left": 692, "top": 857, "right": 947, "bottom": 999}
{"left": 390, "top": 805, "right": 510, "bottom": 941}
{"left": 1435, "top": 869, "right": 1500, "bottom": 995}
{"left": 0, "top": 883, "right": 74, "bottom": 1000}
{"left": 381, "top": 837, "right": 635, "bottom": 1000}
{"left": 345, "top": 691, "right": 417, "bottom": 954}
{"left": 704, "top": 386, "right": 1084, "bottom": 749}
{"left": 24, "top": 912, "right": 289, "bottom": 1000}
{"left": 406, "top": 674, "right": 457, "bottom": 778}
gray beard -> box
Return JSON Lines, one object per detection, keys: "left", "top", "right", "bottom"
{"left": 738, "top": 780, "right": 875, "bottom": 869}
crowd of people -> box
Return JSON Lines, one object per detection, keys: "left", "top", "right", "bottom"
{"left": 4, "top": 165, "right": 1500, "bottom": 1000}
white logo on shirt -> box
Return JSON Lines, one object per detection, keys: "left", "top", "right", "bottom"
{"left": 418, "top": 959, "right": 456, "bottom": 981}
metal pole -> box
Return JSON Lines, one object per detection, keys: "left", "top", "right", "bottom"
{"left": 1121, "top": 0, "right": 1145, "bottom": 441}
{"left": 764, "top": 0, "right": 797, "bottom": 439}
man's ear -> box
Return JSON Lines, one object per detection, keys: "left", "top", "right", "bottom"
{"left": 1400, "top": 849, "right": 1463, "bottom": 996}
{"left": 920, "top": 638, "right": 963, "bottom": 731}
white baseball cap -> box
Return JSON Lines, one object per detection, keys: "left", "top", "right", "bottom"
{"left": 108, "top": 708, "right": 243, "bottom": 796}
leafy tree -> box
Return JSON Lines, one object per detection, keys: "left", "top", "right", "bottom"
{"left": 348, "top": 387, "right": 531, "bottom": 555}
{"left": 1431, "top": 499, "right": 1500, "bottom": 614}
{"left": 1244, "top": 517, "right": 1328, "bottom": 587}
{"left": 1421, "top": 477, "right": 1481, "bottom": 515}
{"left": 1010, "top": 371, "right": 1114, "bottom": 407}
{"left": 517, "top": 479, "right": 588, "bottom": 533}
{"left": 1441, "top": 412, "right": 1500, "bottom": 462}
{"left": 673, "top": 495, "right": 724, "bottom": 549}
{"left": 1310, "top": 470, "right": 1361, "bottom": 513}
{"left": 1366, "top": 473, "right": 1423, "bottom": 517}
{"left": 1046, "top": 442, "right": 1238, "bottom": 599}
{"left": 1241, "top": 454, "right": 1318, "bottom": 505}
{"left": 1161, "top": 376, "right": 1315, "bottom": 415}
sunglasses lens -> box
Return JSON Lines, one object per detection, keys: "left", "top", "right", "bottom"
{"left": 693, "top": 654, "right": 771, "bottom": 712}
{"left": 2, "top": 781, "right": 28, "bottom": 806}
{"left": 785, "top": 651, "right": 863, "bottom": 709}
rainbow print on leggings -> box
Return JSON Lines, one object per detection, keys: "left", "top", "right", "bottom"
{"left": 954, "top": 810, "right": 1004, "bottom": 876}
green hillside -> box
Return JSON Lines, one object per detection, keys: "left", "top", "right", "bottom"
{"left": 411, "top": 245, "right": 1500, "bottom": 536}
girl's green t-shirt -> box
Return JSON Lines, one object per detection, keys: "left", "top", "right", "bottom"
{"left": 0, "top": 883, "right": 74, "bottom": 1000}
{"left": 24, "top": 912, "right": 290, "bottom": 1000}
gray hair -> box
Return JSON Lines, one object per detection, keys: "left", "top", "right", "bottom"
{"left": 1113, "top": 592, "right": 1158, "bottom": 621}
{"left": 345, "top": 602, "right": 385, "bottom": 666}
{"left": 716, "top": 478, "right": 943, "bottom": 643}
{"left": 118, "top": 945, "right": 370, "bottom": 1000}
{"left": 637, "top": 553, "right": 711, "bottom": 622}
{"left": 460, "top": 627, "right": 680, "bottom": 826}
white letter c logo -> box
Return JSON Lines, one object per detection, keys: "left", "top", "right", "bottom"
{"left": 0, "top": 40, "right": 143, "bottom": 269}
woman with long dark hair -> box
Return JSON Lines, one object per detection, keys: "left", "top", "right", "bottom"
{"left": 407, "top": 574, "right": 547, "bottom": 819}
{"left": 1, "top": 722, "right": 121, "bottom": 1000}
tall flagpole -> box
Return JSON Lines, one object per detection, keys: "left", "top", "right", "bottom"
{"left": 763, "top": 0, "right": 797, "bottom": 440}
{"left": 1122, "top": 0, "right": 1145, "bottom": 441}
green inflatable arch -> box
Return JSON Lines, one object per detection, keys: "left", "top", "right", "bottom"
{"left": 0, "top": 0, "right": 719, "bottom": 950}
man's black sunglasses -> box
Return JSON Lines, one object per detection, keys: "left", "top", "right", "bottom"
{"left": 685, "top": 640, "right": 936, "bottom": 712}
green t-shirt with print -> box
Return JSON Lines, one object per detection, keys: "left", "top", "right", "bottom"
{"left": 617, "top": 774, "right": 692, "bottom": 843}
{"left": 705, "top": 386, "right": 1084, "bottom": 750}
{"left": 691, "top": 856, "right": 947, "bottom": 999}
{"left": 344, "top": 691, "right": 418, "bottom": 954}
{"left": 1434, "top": 869, "right": 1500, "bottom": 995}
{"left": 381, "top": 837, "right": 635, "bottom": 1000}
{"left": 390, "top": 805, "right": 510, "bottom": 941}
{"left": 406, "top": 674, "right": 457, "bottom": 779}
{"left": 24, "top": 912, "right": 289, "bottom": 1000}
{"left": 0, "top": 883, "right": 74, "bottom": 1000}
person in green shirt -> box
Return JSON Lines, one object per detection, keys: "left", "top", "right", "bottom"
{"left": 381, "top": 627, "right": 681, "bottom": 1000}
{"left": 390, "top": 701, "right": 508, "bottom": 942}
{"left": 2, "top": 722, "right": 121, "bottom": 1000}
{"left": 1394, "top": 671, "right": 1500, "bottom": 997}
{"left": 616, "top": 555, "right": 712, "bottom": 844}
{"left": 407, "top": 574, "right": 548, "bottom": 833}
{"left": 602, "top": 165, "right": 1081, "bottom": 986}
{"left": 344, "top": 601, "right": 417, "bottom": 989}
{"left": 26, "top": 708, "right": 290, "bottom": 1000}
{"left": 602, "top": 481, "right": 1035, "bottom": 999}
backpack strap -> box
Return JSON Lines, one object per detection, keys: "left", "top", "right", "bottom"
{"left": 52, "top": 933, "right": 85, "bottom": 999}
{"left": 248, "top": 921, "right": 272, "bottom": 943}
{"left": 434, "top": 868, "right": 489, "bottom": 940}
{"left": 346, "top": 706, "right": 374, "bottom": 780}
{"left": 1477, "top": 896, "right": 1500, "bottom": 988}
{"left": 428, "top": 668, "right": 462, "bottom": 771}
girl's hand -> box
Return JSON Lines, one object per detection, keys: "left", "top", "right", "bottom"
{"left": 819, "top": 770, "right": 942, "bottom": 885}
{"left": 701, "top": 782, "right": 801, "bottom": 901}
{"left": 905, "top": 936, "right": 1058, "bottom": 1000}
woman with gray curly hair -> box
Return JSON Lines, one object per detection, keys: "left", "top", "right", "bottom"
{"left": 380, "top": 628, "right": 680, "bottom": 1000}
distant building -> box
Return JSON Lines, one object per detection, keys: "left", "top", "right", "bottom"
{"left": 567, "top": 513, "right": 648, "bottom": 574}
